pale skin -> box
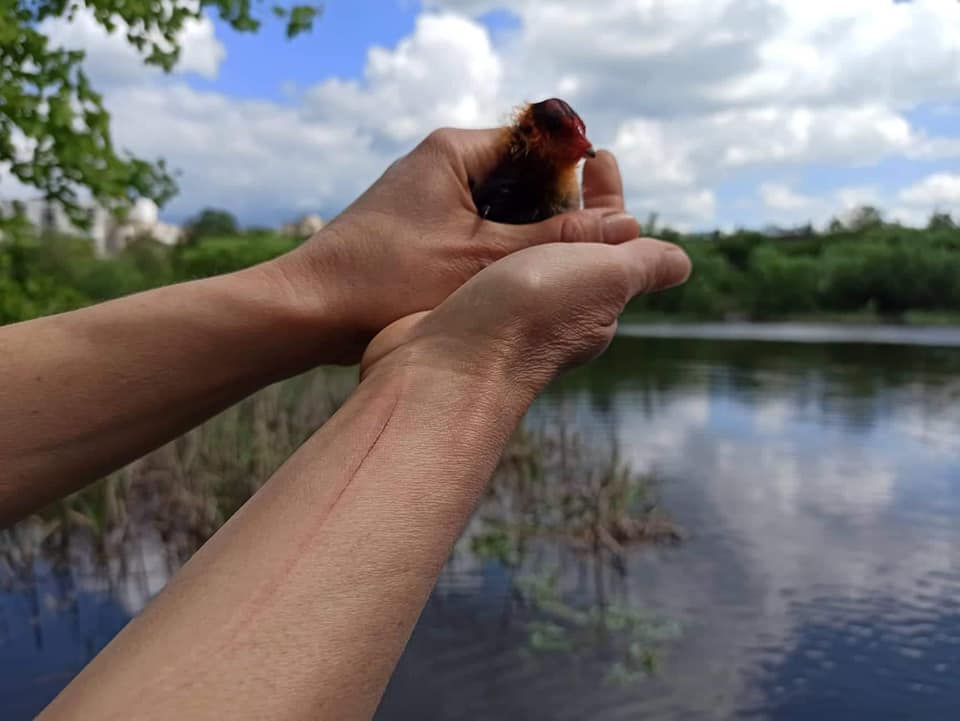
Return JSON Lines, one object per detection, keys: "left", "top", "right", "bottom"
{"left": 0, "top": 128, "right": 691, "bottom": 720}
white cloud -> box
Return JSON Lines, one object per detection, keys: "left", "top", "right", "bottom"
{"left": 106, "top": 84, "right": 384, "bottom": 223}
{"left": 760, "top": 183, "right": 813, "bottom": 212}
{"left": 715, "top": 105, "right": 915, "bottom": 168}
{"left": 423, "top": 0, "right": 960, "bottom": 227}
{"left": 18, "top": 13, "right": 501, "bottom": 224}
{"left": 834, "top": 186, "right": 883, "bottom": 214}
{"left": 716, "top": 0, "right": 960, "bottom": 109}
{"left": 302, "top": 14, "right": 502, "bottom": 144}
{"left": 886, "top": 172, "right": 960, "bottom": 226}
{"left": 611, "top": 119, "right": 697, "bottom": 191}
{"left": 12, "top": 0, "right": 960, "bottom": 228}
{"left": 41, "top": 8, "right": 225, "bottom": 85}
{"left": 638, "top": 189, "right": 716, "bottom": 230}
{"left": 756, "top": 182, "right": 888, "bottom": 229}
{"left": 899, "top": 173, "right": 960, "bottom": 208}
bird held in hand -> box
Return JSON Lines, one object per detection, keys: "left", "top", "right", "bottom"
{"left": 471, "top": 98, "right": 596, "bottom": 225}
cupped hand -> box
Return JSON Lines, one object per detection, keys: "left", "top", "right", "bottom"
{"left": 271, "top": 129, "right": 642, "bottom": 362}
{"left": 361, "top": 238, "right": 691, "bottom": 395}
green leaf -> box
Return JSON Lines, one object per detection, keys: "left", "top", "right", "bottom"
{"left": 1, "top": 1, "right": 321, "bottom": 226}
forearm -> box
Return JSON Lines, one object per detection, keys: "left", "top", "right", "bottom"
{"left": 38, "top": 358, "right": 529, "bottom": 721}
{"left": 0, "top": 259, "right": 344, "bottom": 526}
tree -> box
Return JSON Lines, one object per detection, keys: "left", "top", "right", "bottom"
{"left": 928, "top": 212, "right": 956, "bottom": 231}
{"left": 184, "top": 208, "right": 239, "bottom": 241}
{"left": 0, "top": 1, "right": 321, "bottom": 231}
{"left": 827, "top": 217, "right": 846, "bottom": 234}
{"left": 846, "top": 205, "right": 884, "bottom": 232}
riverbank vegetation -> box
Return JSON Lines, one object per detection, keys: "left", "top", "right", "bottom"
{"left": 629, "top": 209, "right": 960, "bottom": 323}
{"left": 3, "top": 206, "right": 958, "bottom": 326}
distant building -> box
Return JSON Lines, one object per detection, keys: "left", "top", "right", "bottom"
{"left": 280, "top": 214, "right": 325, "bottom": 239}
{"left": 0, "top": 197, "right": 182, "bottom": 256}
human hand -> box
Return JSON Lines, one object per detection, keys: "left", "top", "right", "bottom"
{"left": 360, "top": 155, "right": 692, "bottom": 397}
{"left": 360, "top": 238, "right": 691, "bottom": 394}
{"left": 269, "top": 130, "right": 642, "bottom": 362}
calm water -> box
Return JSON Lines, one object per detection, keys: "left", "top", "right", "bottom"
{"left": 4, "top": 329, "right": 960, "bottom": 719}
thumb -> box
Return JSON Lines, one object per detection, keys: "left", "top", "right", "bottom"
{"left": 613, "top": 237, "right": 693, "bottom": 297}
{"left": 491, "top": 208, "right": 641, "bottom": 250}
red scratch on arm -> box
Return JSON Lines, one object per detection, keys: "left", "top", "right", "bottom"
{"left": 226, "top": 389, "right": 402, "bottom": 641}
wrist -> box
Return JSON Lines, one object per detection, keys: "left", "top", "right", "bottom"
{"left": 245, "top": 238, "right": 367, "bottom": 366}
{"left": 361, "top": 333, "right": 548, "bottom": 418}
{"left": 360, "top": 347, "right": 533, "bottom": 476}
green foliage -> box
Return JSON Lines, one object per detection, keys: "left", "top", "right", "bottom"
{"left": 928, "top": 212, "right": 956, "bottom": 231}
{"left": 174, "top": 234, "right": 299, "bottom": 278}
{"left": 630, "top": 210, "right": 960, "bottom": 321}
{"left": 0, "top": 231, "right": 90, "bottom": 322}
{"left": 846, "top": 205, "right": 884, "bottom": 232}
{"left": 0, "top": 229, "right": 299, "bottom": 323}
{"left": 819, "top": 237, "right": 960, "bottom": 314}
{"left": 0, "top": 1, "right": 322, "bottom": 229}
{"left": 747, "top": 246, "right": 821, "bottom": 318}
{"left": 184, "top": 208, "right": 240, "bottom": 242}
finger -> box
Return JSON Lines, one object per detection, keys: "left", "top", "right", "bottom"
{"left": 421, "top": 127, "right": 512, "bottom": 186}
{"left": 582, "top": 150, "right": 625, "bottom": 211}
{"left": 613, "top": 238, "right": 692, "bottom": 297}
{"left": 459, "top": 127, "right": 513, "bottom": 183}
{"left": 490, "top": 207, "right": 640, "bottom": 251}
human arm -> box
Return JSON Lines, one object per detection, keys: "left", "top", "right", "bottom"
{"left": 0, "top": 134, "right": 641, "bottom": 527}
{"left": 36, "top": 155, "right": 691, "bottom": 721}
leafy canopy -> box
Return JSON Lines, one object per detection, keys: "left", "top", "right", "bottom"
{"left": 0, "top": 0, "right": 321, "bottom": 228}
{"left": 184, "top": 207, "right": 239, "bottom": 241}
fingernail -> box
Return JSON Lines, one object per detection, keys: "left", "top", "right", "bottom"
{"left": 602, "top": 212, "right": 640, "bottom": 244}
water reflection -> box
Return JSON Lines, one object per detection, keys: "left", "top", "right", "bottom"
{"left": 748, "top": 595, "right": 960, "bottom": 719}
{"left": 382, "top": 336, "right": 960, "bottom": 719}
{"left": 520, "top": 337, "right": 960, "bottom": 719}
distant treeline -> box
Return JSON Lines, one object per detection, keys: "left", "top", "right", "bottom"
{"left": 2, "top": 207, "right": 959, "bottom": 325}
{"left": 0, "top": 222, "right": 299, "bottom": 324}
{"left": 630, "top": 210, "right": 960, "bottom": 322}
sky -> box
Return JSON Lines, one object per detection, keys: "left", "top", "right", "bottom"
{"left": 25, "top": 0, "right": 960, "bottom": 230}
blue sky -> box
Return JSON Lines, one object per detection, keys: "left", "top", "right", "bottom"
{"left": 194, "top": 1, "right": 424, "bottom": 103}
{"left": 192, "top": 2, "right": 523, "bottom": 104}
{"left": 28, "top": 0, "right": 960, "bottom": 230}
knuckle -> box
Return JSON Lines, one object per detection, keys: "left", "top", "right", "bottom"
{"left": 558, "top": 214, "right": 587, "bottom": 245}
{"left": 558, "top": 212, "right": 603, "bottom": 246}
